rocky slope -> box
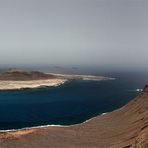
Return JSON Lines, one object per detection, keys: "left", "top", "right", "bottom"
{"left": 1, "top": 86, "right": 148, "bottom": 147}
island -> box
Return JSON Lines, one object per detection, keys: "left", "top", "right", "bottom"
{"left": 0, "top": 70, "right": 111, "bottom": 90}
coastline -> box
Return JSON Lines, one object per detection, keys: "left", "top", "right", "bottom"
{"left": 1, "top": 90, "right": 148, "bottom": 147}
{"left": 0, "top": 112, "right": 108, "bottom": 133}
{"left": 46, "top": 73, "right": 114, "bottom": 81}
{"left": 0, "top": 84, "right": 143, "bottom": 146}
{"left": 0, "top": 79, "right": 67, "bottom": 90}
{"left": 0, "top": 72, "right": 114, "bottom": 90}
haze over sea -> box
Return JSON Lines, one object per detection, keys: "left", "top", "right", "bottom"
{"left": 0, "top": 68, "right": 148, "bottom": 130}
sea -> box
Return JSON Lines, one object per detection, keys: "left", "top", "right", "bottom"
{"left": 0, "top": 70, "right": 148, "bottom": 130}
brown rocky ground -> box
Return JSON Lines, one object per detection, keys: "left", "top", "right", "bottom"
{"left": 1, "top": 86, "right": 148, "bottom": 148}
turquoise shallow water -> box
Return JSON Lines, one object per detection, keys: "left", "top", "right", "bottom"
{"left": 0, "top": 73, "right": 147, "bottom": 130}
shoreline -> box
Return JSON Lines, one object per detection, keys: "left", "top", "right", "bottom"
{"left": 0, "top": 90, "right": 148, "bottom": 147}
{"left": 47, "top": 72, "right": 115, "bottom": 81}
{"left": 0, "top": 112, "right": 108, "bottom": 133}
{"left": 0, "top": 79, "right": 67, "bottom": 90}
{"left": 0, "top": 73, "right": 114, "bottom": 90}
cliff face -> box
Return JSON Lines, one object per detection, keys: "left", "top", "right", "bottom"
{"left": 143, "top": 85, "right": 148, "bottom": 92}
{"left": 0, "top": 86, "right": 148, "bottom": 148}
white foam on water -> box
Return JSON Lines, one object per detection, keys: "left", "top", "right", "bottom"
{"left": 0, "top": 112, "right": 109, "bottom": 133}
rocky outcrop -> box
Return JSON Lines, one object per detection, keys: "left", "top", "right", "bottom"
{"left": 0, "top": 85, "right": 148, "bottom": 147}
{"left": 143, "top": 85, "right": 148, "bottom": 92}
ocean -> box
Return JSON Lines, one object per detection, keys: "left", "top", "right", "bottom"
{"left": 0, "top": 72, "right": 148, "bottom": 130}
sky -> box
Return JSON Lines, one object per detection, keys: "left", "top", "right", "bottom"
{"left": 0, "top": 0, "right": 148, "bottom": 70}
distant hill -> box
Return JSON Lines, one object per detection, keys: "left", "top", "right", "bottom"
{"left": 0, "top": 70, "right": 56, "bottom": 81}
{"left": 0, "top": 70, "right": 109, "bottom": 81}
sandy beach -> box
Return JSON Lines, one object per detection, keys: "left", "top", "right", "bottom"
{"left": 0, "top": 79, "right": 66, "bottom": 90}
{"left": 47, "top": 73, "right": 112, "bottom": 81}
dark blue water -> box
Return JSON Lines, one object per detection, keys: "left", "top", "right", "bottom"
{"left": 0, "top": 72, "right": 148, "bottom": 130}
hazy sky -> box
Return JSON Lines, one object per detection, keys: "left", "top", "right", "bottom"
{"left": 0, "top": 0, "right": 148, "bottom": 70}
